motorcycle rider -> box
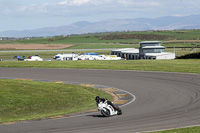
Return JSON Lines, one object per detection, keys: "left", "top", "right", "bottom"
{"left": 95, "top": 96, "right": 119, "bottom": 111}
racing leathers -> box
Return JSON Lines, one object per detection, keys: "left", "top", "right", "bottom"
{"left": 96, "top": 97, "right": 118, "bottom": 111}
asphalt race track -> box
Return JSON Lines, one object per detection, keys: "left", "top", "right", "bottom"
{"left": 0, "top": 68, "right": 200, "bottom": 133}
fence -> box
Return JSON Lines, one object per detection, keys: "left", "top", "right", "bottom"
{"left": 165, "top": 47, "right": 200, "bottom": 57}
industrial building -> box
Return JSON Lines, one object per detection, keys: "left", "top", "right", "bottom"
{"left": 111, "top": 41, "right": 175, "bottom": 60}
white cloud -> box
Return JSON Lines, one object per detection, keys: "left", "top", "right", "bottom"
{"left": 0, "top": 0, "right": 200, "bottom": 19}
{"left": 19, "top": 4, "right": 49, "bottom": 14}
{"left": 58, "top": 0, "right": 91, "bottom": 6}
{"left": 58, "top": 0, "right": 160, "bottom": 7}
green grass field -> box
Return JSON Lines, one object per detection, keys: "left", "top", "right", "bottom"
{"left": 0, "top": 59, "right": 199, "bottom": 74}
{"left": 1, "top": 30, "right": 200, "bottom": 48}
{"left": 66, "top": 43, "right": 139, "bottom": 49}
{"left": 0, "top": 79, "right": 112, "bottom": 123}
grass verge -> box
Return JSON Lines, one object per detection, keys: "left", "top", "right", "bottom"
{"left": 146, "top": 126, "right": 200, "bottom": 133}
{"left": 1, "top": 29, "right": 200, "bottom": 46}
{"left": 0, "top": 79, "right": 113, "bottom": 123}
{"left": 0, "top": 59, "right": 200, "bottom": 74}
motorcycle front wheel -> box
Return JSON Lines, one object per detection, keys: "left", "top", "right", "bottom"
{"left": 101, "top": 108, "right": 110, "bottom": 117}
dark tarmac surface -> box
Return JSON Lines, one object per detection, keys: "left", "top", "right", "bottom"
{"left": 0, "top": 68, "right": 200, "bottom": 133}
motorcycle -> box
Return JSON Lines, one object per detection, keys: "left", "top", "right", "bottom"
{"left": 97, "top": 100, "right": 122, "bottom": 117}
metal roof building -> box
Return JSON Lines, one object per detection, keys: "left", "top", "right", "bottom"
{"left": 111, "top": 41, "right": 175, "bottom": 60}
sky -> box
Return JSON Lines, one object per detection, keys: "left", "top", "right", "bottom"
{"left": 0, "top": 0, "right": 200, "bottom": 31}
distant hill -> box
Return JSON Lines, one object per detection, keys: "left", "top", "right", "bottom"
{"left": 1, "top": 14, "right": 200, "bottom": 37}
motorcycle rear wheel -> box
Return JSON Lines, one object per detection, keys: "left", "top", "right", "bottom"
{"left": 117, "top": 108, "right": 122, "bottom": 115}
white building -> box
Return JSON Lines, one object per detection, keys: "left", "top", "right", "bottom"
{"left": 111, "top": 41, "right": 175, "bottom": 60}
{"left": 111, "top": 48, "right": 139, "bottom": 60}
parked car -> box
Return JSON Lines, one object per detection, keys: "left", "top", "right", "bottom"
{"left": 24, "top": 56, "right": 43, "bottom": 61}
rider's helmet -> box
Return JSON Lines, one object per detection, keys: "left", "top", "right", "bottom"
{"left": 95, "top": 96, "right": 100, "bottom": 102}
